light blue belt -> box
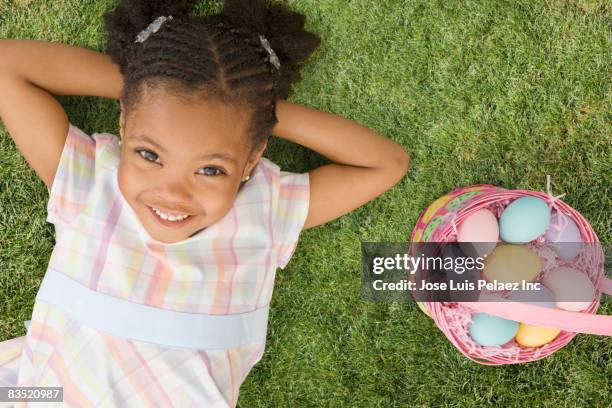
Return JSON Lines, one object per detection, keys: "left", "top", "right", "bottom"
{"left": 24, "top": 268, "right": 269, "bottom": 350}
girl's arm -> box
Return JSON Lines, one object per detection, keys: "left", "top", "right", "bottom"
{"left": 272, "top": 100, "right": 410, "bottom": 230}
{"left": 0, "top": 39, "right": 123, "bottom": 189}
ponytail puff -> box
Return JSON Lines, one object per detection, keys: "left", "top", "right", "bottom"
{"left": 103, "top": 0, "right": 197, "bottom": 76}
{"left": 217, "top": 0, "right": 321, "bottom": 100}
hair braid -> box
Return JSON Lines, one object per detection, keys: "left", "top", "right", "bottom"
{"left": 104, "top": 0, "right": 321, "bottom": 154}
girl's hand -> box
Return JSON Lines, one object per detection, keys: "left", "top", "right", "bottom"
{"left": 0, "top": 39, "right": 123, "bottom": 190}
{"left": 272, "top": 99, "right": 410, "bottom": 230}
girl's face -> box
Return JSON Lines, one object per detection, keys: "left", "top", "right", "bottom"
{"left": 118, "top": 88, "right": 266, "bottom": 244}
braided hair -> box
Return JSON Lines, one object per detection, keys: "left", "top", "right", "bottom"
{"left": 103, "top": 0, "right": 321, "bottom": 155}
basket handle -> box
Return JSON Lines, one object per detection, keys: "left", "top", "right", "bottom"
{"left": 459, "top": 279, "right": 612, "bottom": 336}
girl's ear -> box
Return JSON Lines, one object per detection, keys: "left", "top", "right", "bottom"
{"left": 244, "top": 140, "right": 268, "bottom": 178}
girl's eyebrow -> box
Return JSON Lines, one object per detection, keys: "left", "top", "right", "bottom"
{"left": 132, "top": 133, "right": 238, "bottom": 165}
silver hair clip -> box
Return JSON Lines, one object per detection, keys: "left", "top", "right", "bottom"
{"left": 134, "top": 15, "right": 173, "bottom": 43}
{"left": 258, "top": 34, "right": 281, "bottom": 72}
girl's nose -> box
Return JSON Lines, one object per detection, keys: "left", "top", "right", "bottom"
{"left": 160, "top": 172, "right": 192, "bottom": 202}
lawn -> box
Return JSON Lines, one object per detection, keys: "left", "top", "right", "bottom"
{"left": 1, "top": 0, "right": 610, "bottom": 407}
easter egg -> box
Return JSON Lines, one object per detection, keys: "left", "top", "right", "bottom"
{"left": 542, "top": 267, "right": 595, "bottom": 311}
{"left": 514, "top": 324, "right": 561, "bottom": 348}
{"left": 499, "top": 197, "right": 551, "bottom": 243}
{"left": 508, "top": 286, "right": 561, "bottom": 347}
{"left": 442, "top": 243, "right": 482, "bottom": 302}
{"left": 457, "top": 209, "right": 499, "bottom": 258}
{"left": 468, "top": 313, "right": 519, "bottom": 346}
{"left": 483, "top": 245, "right": 542, "bottom": 284}
{"left": 544, "top": 210, "right": 582, "bottom": 260}
{"left": 442, "top": 243, "right": 475, "bottom": 275}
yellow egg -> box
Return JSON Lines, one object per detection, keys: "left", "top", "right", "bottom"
{"left": 483, "top": 244, "right": 541, "bottom": 283}
{"left": 515, "top": 323, "right": 561, "bottom": 347}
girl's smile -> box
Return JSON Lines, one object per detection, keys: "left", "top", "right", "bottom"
{"left": 146, "top": 204, "right": 197, "bottom": 228}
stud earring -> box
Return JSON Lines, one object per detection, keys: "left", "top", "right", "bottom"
{"left": 243, "top": 175, "right": 251, "bottom": 182}
{"left": 118, "top": 139, "right": 122, "bottom": 146}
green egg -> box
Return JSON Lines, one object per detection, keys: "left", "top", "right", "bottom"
{"left": 499, "top": 196, "right": 551, "bottom": 243}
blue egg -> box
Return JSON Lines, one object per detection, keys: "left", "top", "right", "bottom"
{"left": 468, "top": 313, "right": 519, "bottom": 346}
{"left": 499, "top": 197, "right": 551, "bottom": 243}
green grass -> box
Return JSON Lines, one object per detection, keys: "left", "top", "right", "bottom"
{"left": 1, "top": 0, "right": 611, "bottom": 407}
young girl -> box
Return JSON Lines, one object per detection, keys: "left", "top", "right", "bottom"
{"left": 0, "top": 0, "right": 409, "bottom": 406}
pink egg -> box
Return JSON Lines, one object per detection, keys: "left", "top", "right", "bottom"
{"left": 542, "top": 267, "right": 595, "bottom": 311}
{"left": 457, "top": 209, "right": 499, "bottom": 258}
{"left": 544, "top": 210, "right": 582, "bottom": 260}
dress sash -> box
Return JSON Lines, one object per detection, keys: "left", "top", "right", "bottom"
{"left": 24, "top": 268, "right": 269, "bottom": 350}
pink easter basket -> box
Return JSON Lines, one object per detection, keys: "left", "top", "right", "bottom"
{"left": 410, "top": 180, "right": 612, "bottom": 365}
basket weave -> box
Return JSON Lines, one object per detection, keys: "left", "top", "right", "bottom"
{"left": 410, "top": 183, "right": 606, "bottom": 365}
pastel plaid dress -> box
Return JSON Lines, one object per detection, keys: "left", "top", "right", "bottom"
{"left": 0, "top": 123, "right": 310, "bottom": 407}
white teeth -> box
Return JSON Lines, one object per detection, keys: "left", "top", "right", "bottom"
{"left": 152, "top": 207, "right": 189, "bottom": 222}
